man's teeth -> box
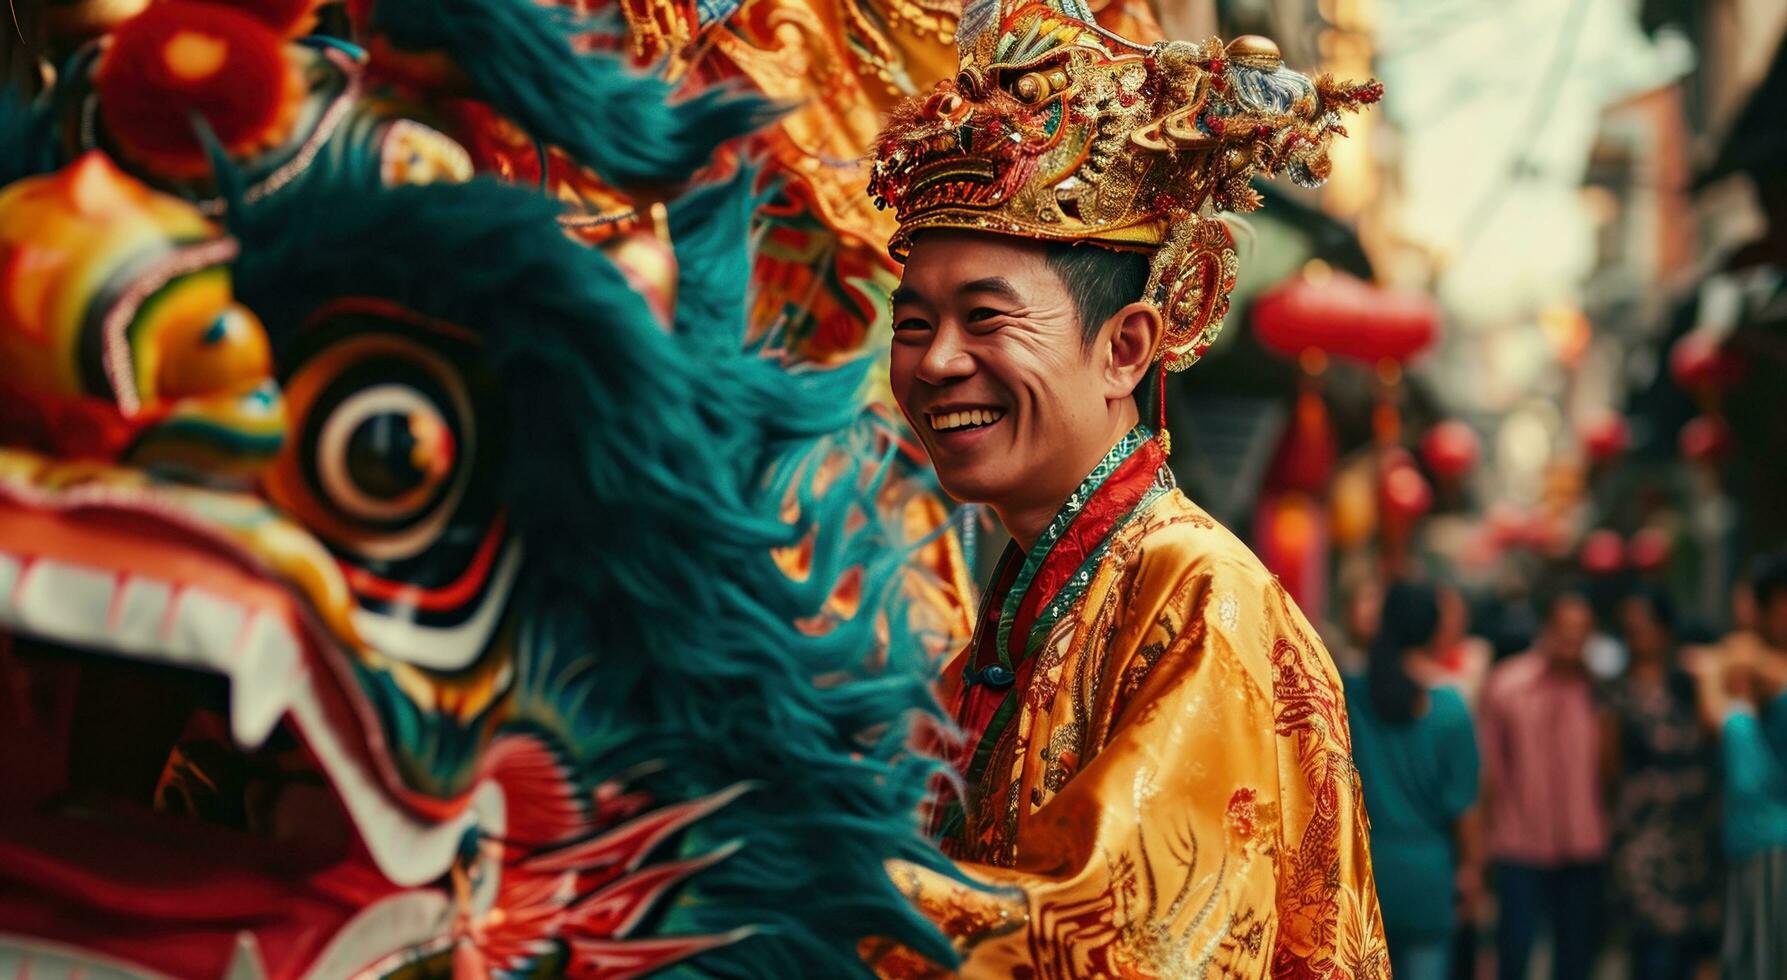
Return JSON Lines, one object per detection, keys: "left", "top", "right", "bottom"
{"left": 0, "top": 550, "right": 486, "bottom": 888}
{"left": 930, "top": 408, "right": 1005, "bottom": 432}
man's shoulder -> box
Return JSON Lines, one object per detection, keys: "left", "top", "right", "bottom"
{"left": 1124, "top": 491, "right": 1335, "bottom": 688}
{"left": 1486, "top": 652, "right": 1544, "bottom": 695}
{"left": 1428, "top": 685, "right": 1473, "bottom": 725}
{"left": 1128, "top": 490, "right": 1274, "bottom": 590}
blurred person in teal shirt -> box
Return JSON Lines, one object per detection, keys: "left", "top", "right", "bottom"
{"left": 1693, "top": 554, "right": 1787, "bottom": 980}
{"left": 1344, "top": 582, "right": 1483, "bottom": 980}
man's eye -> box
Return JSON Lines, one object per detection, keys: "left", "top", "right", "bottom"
{"left": 967, "top": 307, "right": 1005, "bottom": 322}
{"left": 893, "top": 318, "right": 932, "bottom": 333}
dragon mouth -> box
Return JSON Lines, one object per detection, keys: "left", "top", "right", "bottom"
{"left": 905, "top": 156, "right": 1005, "bottom": 211}
{"left": 0, "top": 449, "right": 496, "bottom": 977}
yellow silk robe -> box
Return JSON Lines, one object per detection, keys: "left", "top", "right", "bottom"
{"left": 870, "top": 429, "right": 1386, "bottom": 978}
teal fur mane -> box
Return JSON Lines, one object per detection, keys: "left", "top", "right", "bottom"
{"left": 227, "top": 170, "right": 956, "bottom": 975}
{"left": 366, "top": 0, "right": 778, "bottom": 189}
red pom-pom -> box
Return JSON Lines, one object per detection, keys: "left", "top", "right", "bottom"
{"left": 1679, "top": 414, "right": 1732, "bottom": 463}
{"left": 200, "top": 0, "right": 323, "bottom": 37}
{"left": 1580, "top": 529, "right": 1625, "bottom": 576}
{"left": 1579, "top": 411, "right": 1629, "bottom": 464}
{"left": 1378, "top": 450, "right": 1432, "bottom": 526}
{"left": 96, "top": 1, "right": 301, "bottom": 177}
{"left": 1669, "top": 332, "right": 1745, "bottom": 391}
{"left": 1421, "top": 420, "right": 1480, "bottom": 481}
{"left": 1628, "top": 528, "right": 1671, "bottom": 572}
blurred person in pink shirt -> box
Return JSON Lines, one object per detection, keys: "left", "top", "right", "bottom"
{"left": 1479, "top": 588, "right": 1612, "bottom": 980}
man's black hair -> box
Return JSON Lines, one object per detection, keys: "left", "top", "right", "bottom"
{"left": 1623, "top": 583, "right": 1677, "bottom": 635}
{"left": 1042, "top": 240, "right": 1152, "bottom": 348}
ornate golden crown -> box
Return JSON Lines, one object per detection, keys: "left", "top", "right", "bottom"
{"left": 868, "top": 0, "right": 1380, "bottom": 370}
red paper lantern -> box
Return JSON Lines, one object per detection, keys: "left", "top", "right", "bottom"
{"left": 1379, "top": 457, "right": 1433, "bottom": 526}
{"left": 1679, "top": 414, "right": 1732, "bottom": 462}
{"left": 1579, "top": 412, "right": 1630, "bottom": 464}
{"left": 1253, "top": 271, "right": 1441, "bottom": 365}
{"left": 1420, "top": 420, "right": 1480, "bottom": 482}
{"left": 1487, "top": 503, "right": 1528, "bottom": 548}
{"left": 1580, "top": 529, "right": 1625, "bottom": 575}
{"left": 1628, "top": 528, "right": 1671, "bottom": 572}
{"left": 1669, "top": 333, "right": 1746, "bottom": 392}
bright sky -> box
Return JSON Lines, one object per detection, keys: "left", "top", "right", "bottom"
{"left": 1375, "top": 0, "right": 1693, "bottom": 323}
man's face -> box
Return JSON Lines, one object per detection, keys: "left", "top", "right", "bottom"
{"left": 1544, "top": 596, "right": 1594, "bottom": 666}
{"left": 888, "top": 231, "right": 1113, "bottom": 510}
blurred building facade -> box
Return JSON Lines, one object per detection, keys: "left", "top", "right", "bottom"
{"left": 1149, "top": 0, "right": 1786, "bottom": 634}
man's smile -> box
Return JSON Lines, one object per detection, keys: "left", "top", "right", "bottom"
{"left": 926, "top": 405, "right": 1008, "bottom": 433}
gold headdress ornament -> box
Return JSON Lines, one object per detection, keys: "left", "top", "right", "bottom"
{"left": 868, "top": 0, "right": 1381, "bottom": 372}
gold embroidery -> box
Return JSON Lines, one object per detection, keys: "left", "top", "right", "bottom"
{"left": 1039, "top": 721, "right": 1082, "bottom": 793}
{"left": 1217, "top": 591, "right": 1240, "bottom": 632}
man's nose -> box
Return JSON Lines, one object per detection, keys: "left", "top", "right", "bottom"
{"left": 914, "top": 323, "right": 974, "bottom": 385}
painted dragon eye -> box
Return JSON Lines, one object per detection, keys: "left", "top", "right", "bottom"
{"left": 957, "top": 67, "right": 987, "bottom": 99}
{"left": 1013, "top": 71, "right": 1049, "bottom": 103}
{"left": 999, "top": 57, "right": 1074, "bottom": 107}
{"left": 267, "top": 329, "right": 482, "bottom": 563}
{"left": 264, "top": 306, "right": 515, "bottom": 676}
{"left": 317, "top": 383, "right": 457, "bottom": 523}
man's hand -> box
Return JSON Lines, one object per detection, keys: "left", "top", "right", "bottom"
{"left": 1751, "top": 648, "right": 1787, "bottom": 702}
{"left": 1687, "top": 644, "right": 1729, "bottom": 735}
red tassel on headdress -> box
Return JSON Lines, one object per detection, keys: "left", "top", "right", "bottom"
{"left": 1155, "top": 365, "right": 1171, "bottom": 455}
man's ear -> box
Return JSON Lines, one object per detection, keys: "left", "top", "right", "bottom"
{"left": 1102, "top": 301, "right": 1163, "bottom": 399}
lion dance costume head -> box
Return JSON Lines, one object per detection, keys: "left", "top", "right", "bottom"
{"left": 0, "top": 1, "right": 960, "bottom": 976}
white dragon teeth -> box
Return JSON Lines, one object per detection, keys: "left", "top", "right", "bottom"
{"left": 0, "top": 936, "right": 175, "bottom": 980}
{"left": 113, "top": 578, "right": 175, "bottom": 653}
{"left": 231, "top": 613, "right": 298, "bottom": 750}
{"left": 928, "top": 408, "right": 1005, "bottom": 432}
{"left": 165, "top": 588, "right": 248, "bottom": 675}
{"left": 5, "top": 557, "right": 116, "bottom": 650}
{"left": 0, "top": 550, "right": 487, "bottom": 891}
{"left": 223, "top": 933, "right": 267, "bottom": 980}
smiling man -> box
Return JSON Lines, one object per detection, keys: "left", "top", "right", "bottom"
{"left": 863, "top": 0, "right": 1388, "bottom": 976}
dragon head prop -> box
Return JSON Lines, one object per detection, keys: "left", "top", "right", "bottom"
{"left": 868, "top": 0, "right": 1380, "bottom": 370}
{"left": 0, "top": 49, "right": 951, "bottom": 980}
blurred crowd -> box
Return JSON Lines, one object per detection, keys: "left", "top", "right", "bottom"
{"left": 1333, "top": 554, "right": 1787, "bottom": 980}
